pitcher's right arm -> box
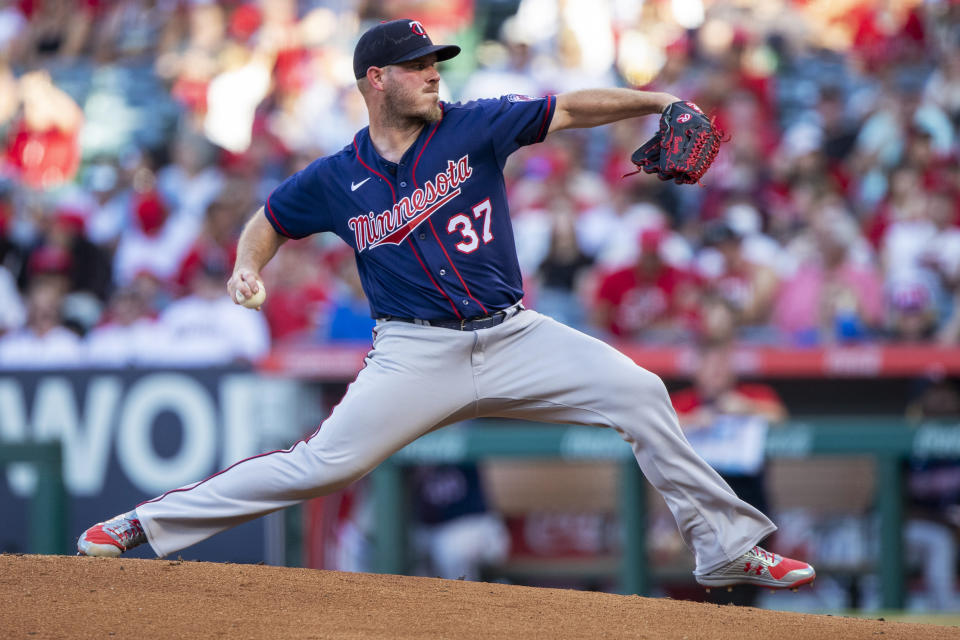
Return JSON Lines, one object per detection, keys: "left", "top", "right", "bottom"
{"left": 228, "top": 207, "right": 287, "bottom": 304}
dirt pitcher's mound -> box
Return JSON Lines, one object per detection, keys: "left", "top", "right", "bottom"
{"left": 1, "top": 554, "right": 955, "bottom": 639}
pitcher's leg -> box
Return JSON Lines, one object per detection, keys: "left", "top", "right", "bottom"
{"left": 477, "top": 312, "right": 775, "bottom": 574}
{"left": 135, "top": 326, "right": 478, "bottom": 557}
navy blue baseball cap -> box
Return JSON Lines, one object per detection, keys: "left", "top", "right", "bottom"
{"left": 353, "top": 19, "right": 460, "bottom": 80}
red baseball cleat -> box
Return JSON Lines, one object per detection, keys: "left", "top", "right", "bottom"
{"left": 695, "top": 546, "right": 815, "bottom": 590}
{"left": 77, "top": 511, "right": 147, "bottom": 557}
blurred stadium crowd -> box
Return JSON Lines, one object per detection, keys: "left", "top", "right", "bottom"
{"left": 0, "top": 0, "right": 959, "bottom": 368}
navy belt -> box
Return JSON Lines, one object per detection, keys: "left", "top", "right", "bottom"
{"left": 379, "top": 302, "right": 524, "bottom": 331}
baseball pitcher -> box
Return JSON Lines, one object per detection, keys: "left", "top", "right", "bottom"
{"left": 79, "top": 19, "right": 814, "bottom": 592}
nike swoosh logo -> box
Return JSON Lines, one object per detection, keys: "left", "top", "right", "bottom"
{"left": 351, "top": 178, "right": 372, "bottom": 191}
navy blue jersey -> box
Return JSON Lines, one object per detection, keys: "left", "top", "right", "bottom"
{"left": 264, "top": 94, "right": 557, "bottom": 320}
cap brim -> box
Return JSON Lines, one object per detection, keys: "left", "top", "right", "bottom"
{"left": 391, "top": 44, "right": 461, "bottom": 66}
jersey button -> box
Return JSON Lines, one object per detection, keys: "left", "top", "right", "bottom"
{"left": 419, "top": 233, "right": 426, "bottom": 240}
{"left": 462, "top": 299, "right": 469, "bottom": 305}
{"left": 440, "top": 269, "right": 446, "bottom": 276}
{"left": 400, "top": 181, "right": 407, "bottom": 187}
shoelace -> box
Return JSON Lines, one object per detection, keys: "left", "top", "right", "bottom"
{"left": 105, "top": 519, "right": 144, "bottom": 548}
{"left": 752, "top": 546, "right": 778, "bottom": 564}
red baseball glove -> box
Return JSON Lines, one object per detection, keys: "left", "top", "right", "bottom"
{"left": 630, "top": 101, "right": 724, "bottom": 185}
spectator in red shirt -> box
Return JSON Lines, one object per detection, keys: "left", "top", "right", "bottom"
{"left": 592, "top": 228, "right": 699, "bottom": 343}
{"left": 5, "top": 70, "right": 83, "bottom": 189}
{"left": 260, "top": 239, "right": 332, "bottom": 342}
{"left": 671, "top": 346, "right": 787, "bottom": 437}
{"left": 175, "top": 198, "right": 239, "bottom": 293}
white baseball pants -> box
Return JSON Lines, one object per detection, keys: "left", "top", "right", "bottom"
{"left": 136, "top": 310, "right": 776, "bottom": 575}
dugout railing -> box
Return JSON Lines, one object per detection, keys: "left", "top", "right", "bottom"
{"left": 369, "top": 418, "right": 960, "bottom": 610}
{"left": 0, "top": 442, "right": 69, "bottom": 555}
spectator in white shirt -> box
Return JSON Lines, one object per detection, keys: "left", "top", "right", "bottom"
{"left": 0, "top": 277, "right": 82, "bottom": 368}
{"left": 84, "top": 286, "right": 162, "bottom": 367}
{"left": 148, "top": 259, "right": 269, "bottom": 366}
{"left": 156, "top": 133, "right": 225, "bottom": 222}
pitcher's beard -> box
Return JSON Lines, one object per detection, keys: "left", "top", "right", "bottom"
{"left": 422, "top": 102, "right": 442, "bottom": 122}
{"left": 383, "top": 86, "right": 442, "bottom": 128}
{"left": 383, "top": 102, "right": 441, "bottom": 128}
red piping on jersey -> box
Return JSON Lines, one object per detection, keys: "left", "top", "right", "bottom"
{"left": 354, "top": 131, "right": 460, "bottom": 316}
{"left": 427, "top": 218, "right": 489, "bottom": 315}
{"left": 138, "top": 346, "right": 376, "bottom": 510}
{"left": 535, "top": 95, "right": 554, "bottom": 142}
{"left": 407, "top": 241, "right": 462, "bottom": 318}
{"left": 353, "top": 136, "right": 396, "bottom": 203}
{"left": 412, "top": 104, "right": 489, "bottom": 316}
{"left": 264, "top": 197, "right": 292, "bottom": 238}
{"left": 411, "top": 104, "right": 443, "bottom": 181}
{"left": 138, "top": 431, "right": 322, "bottom": 509}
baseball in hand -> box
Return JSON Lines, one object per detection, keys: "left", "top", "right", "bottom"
{"left": 235, "top": 280, "right": 266, "bottom": 308}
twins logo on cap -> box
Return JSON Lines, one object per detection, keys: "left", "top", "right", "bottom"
{"left": 410, "top": 21, "right": 427, "bottom": 37}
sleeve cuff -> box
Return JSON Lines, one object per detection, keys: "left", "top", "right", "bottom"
{"left": 535, "top": 94, "right": 557, "bottom": 143}
{"left": 264, "top": 196, "right": 295, "bottom": 239}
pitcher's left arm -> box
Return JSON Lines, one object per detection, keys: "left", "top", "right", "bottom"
{"left": 548, "top": 89, "right": 679, "bottom": 133}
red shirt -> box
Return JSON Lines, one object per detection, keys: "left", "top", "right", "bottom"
{"left": 595, "top": 265, "right": 697, "bottom": 337}
{"left": 5, "top": 120, "right": 80, "bottom": 189}
{"left": 670, "top": 384, "right": 782, "bottom": 417}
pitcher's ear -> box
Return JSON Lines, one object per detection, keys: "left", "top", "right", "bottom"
{"left": 366, "top": 66, "right": 387, "bottom": 91}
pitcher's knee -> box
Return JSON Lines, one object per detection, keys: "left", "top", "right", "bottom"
{"left": 610, "top": 367, "right": 682, "bottom": 442}
{"left": 603, "top": 366, "right": 674, "bottom": 427}
{"left": 624, "top": 367, "right": 671, "bottom": 406}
